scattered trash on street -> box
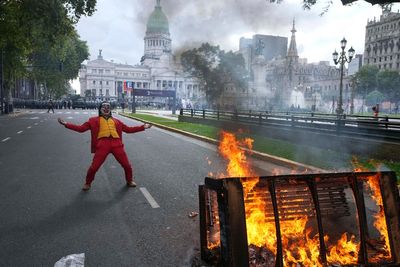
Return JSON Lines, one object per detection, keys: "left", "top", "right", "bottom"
{"left": 188, "top": 211, "right": 198, "bottom": 218}
{"left": 54, "top": 253, "right": 85, "bottom": 267}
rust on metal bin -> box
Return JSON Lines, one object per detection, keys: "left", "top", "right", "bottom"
{"left": 199, "top": 171, "right": 400, "bottom": 267}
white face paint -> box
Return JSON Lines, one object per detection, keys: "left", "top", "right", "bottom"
{"left": 100, "top": 103, "right": 111, "bottom": 116}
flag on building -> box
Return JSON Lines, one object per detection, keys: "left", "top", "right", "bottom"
{"left": 123, "top": 81, "right": 134, "bottom": 92}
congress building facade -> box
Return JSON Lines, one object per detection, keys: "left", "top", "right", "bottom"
{"left": 78, "top": 0, "right": 202, "bottom": 109}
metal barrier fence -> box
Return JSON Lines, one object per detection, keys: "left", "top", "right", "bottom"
{"left": 179, "top": 108, "right": 400, "bottom": 142}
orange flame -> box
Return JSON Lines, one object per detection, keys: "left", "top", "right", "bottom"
{"left": 365, "top": 173, "right": 392, "bottom": 262}
{"left": 326, "top": 233, "right": 359, "bottom": 265}
{"left": 352, "top": 157, "right": 392, "bottom": 261}
{"left": 218, "top": 130, "right": 255, "bottom": 178}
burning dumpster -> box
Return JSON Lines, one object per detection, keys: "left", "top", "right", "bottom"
{"left": 199, "top": 171, "right": 400, "bottom": 267}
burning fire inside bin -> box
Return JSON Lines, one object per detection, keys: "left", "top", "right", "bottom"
{"left": 203, "top": 130, "right": 397, "bottom": 266}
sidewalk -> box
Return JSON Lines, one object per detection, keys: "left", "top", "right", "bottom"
{"left": 123, "top": 109, "right": 179, "bottom": 121}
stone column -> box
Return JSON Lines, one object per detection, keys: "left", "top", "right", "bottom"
{"left": 251, "top": 55, "right": 267, "bottom": 109}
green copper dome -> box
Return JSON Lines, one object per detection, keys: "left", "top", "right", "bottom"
{"left": 146, "top": 2, "right": 169, "bottom": 34}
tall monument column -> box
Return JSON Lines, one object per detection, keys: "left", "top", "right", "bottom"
{"left": 251, "top": 39, "right": 268, "bottom": 109}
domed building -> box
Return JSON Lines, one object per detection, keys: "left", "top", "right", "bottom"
{"left": 142, "top": 0, "right": 172, "bottom": 65}
{"left": 79, "top": 0, "right": 202, "bottom": 109}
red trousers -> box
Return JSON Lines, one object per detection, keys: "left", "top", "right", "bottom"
{"left": 86, "top": 138, "right": 133, "bottom": 184}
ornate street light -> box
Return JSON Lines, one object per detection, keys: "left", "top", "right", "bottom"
{"left": 332, "top": 38, "right": 355, "bottom": 115}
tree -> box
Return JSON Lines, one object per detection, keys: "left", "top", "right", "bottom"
{"left": 28, "top": 31, "right": 89, "bottom": 98}
{"left": 268, "top": 0, "right": 400, "bottom": 9}
{"left": 353, "top": 65, "right": 379, "bottom": 99}
{"left": 366, "top": 90, "right": 385, "bottom": 106}
{"left": 181, "top": 43, "right": 220, "bottom": 101}
{"left": 0, "top": 0, "right": 96, "bottom": 101}
{"left": 353, "top": 66, "right": 400, "bottom": 105}
{"left": 376, "top": 69, "right": 400, "bottom": 102}
{"left": 181, "top": 43, "right": 249, "bottom": 107}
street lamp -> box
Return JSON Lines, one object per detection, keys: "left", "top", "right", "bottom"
{"left": 172, "top": 72, "right": 177, "bottom": 115}
{"left": 131, "top": 83, "right": 135, "bottom": 114}
{"left": 332, "top": 37, "right": 355, "bottom": 115}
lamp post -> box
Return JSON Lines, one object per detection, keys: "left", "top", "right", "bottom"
{"left": 332, "top": 38, "right": 355, "bottom": 116}
{"left": 172, "top": 72, "right": 177, "bottom": 115}
{"left": 131, "top": 85, "right": 136, "bottom": 113}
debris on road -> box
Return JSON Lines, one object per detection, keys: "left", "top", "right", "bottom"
{"left": 54, "top": 253, "right": 85, "bottom": 267}
{"left": 188, "top": 211, "right": 198, "bottom": 218}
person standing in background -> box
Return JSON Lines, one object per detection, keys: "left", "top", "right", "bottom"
{"left": 47, "top": 99, "right": 54, "bottom": 113}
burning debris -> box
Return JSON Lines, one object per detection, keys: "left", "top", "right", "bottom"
{"left": 199, "top": 130, "right": 400, "bottom": 267}
{"left": 249, "top": 244, "right": 276, "bottom": 267}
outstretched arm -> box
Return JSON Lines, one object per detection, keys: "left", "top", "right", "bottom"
{"left": 58, "top": 117, "right": 90, "bottom": 133}
{"left": 122, "top": 123, "right": 152, "bottom": 133}
{"left": 58, "top": 118, "right": 66, "bottom": 126}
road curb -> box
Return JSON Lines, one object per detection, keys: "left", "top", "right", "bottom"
{"left": 118, "top": 112, "right": 325, "bottom": 173}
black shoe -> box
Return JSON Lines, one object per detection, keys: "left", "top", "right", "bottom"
{"left": 82, "top": 183, "right": 91, "bottom": 191}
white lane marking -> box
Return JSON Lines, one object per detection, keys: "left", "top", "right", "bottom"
{"left": 83, "top": 112, "right": 88, "bottom": 114}
{"left": 75, "top": 112, "right": 79, "bottom": 114}
{"left": 139, "top": 187, "right": 160, "bottom": 208}
{"left": 27, "top": 126, "right": 32, "bottom": 129}
{"left": 34, "top": 123, "right": 38, "bottom": 125}
{"left": 2, "top": 137, "right": 11, "bottom": 142}
{"left": 17, "top": 131, "right": 23, "bottom": 134}
{"left": 30, "top": 116, "right": 39, "bottom": 120}
{"left": 67, "top": 116, "right": 73, "bottom": 119}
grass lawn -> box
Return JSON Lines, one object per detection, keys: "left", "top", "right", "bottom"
{"left": 125, "top": 113, "right": 219, "bottom": 139}
{"left": 125, "top": 113, "right": 400, "bottom": 181}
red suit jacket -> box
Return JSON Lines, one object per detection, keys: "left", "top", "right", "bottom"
{"left": 65, "top": 116, "right": 145, "bottom": 153}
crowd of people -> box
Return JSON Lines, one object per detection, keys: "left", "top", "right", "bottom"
{"left": 7, "top": 98, "right": 399, "bottom": 117}
{"left": 13, "top": 99, "right": 72, "bottom": 109}
{"left": 11, "top": 98, "right": 117, "bottom": 110}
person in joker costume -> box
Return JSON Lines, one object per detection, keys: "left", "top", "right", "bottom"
{"left": 58, "top": 101, "right": 152, "bottom": 191}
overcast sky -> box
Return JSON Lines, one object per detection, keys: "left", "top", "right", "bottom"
{"left": 71, "top": 0, "right": 400, "bottom": 91}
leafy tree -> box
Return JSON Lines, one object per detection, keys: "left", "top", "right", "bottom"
{"left": 353, "top": 66, "right": 400, "bottom": 104}
{"left": 219, "top": 51, "right": 249, "bottom": 93}
{"left": 181, "top": 43, "right": 249, "bottom": 107}
{"left": 181, "top": 43, "right": 220, "bottom": 100}
{"left": 352, "top": 65, "right": 379, "bottom": 99}
{"left": 268, "top": 0, "right": 397, "bottom": 9}
{"left": 366, "top": 90, "right": 385, "bottom": 106}
{"left": 376, "top": 69, "right": 400, "bottom": 102}
{"left": 0, "top": 0, "right": 96, "bottom": 100}
{"left": 28, "top": 31, "right": 89, "bottom": 98}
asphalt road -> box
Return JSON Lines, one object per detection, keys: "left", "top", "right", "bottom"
{"left": 0, "top": 109, "right": 294, "bottom": 267}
